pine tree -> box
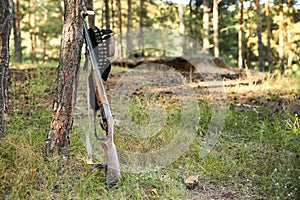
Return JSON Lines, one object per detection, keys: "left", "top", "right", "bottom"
{"left": 265, "top": 0, "right": 273, "bottom": 72}
{"left": 278, "top": 3, "right": 285, "bottom": 74}
{"left": 45, "top": 0, "right": 83, "bottom": 154}
{"left": 202, "top": 0, "right": 210, "bottom": 54}
{"left": 11, "top": 0, "right": 22, "bottom": 63}
{"left": 213, "top": 0, "right": 220, "bottom": 58}
{"left": 255, "top": 0, "right": 265, "bottom": 71}
{"left": 0, "top": 0, "right": 12, "bottom": 137}
{"left": 238, "top": 0, "right": 244, "bottom": 69}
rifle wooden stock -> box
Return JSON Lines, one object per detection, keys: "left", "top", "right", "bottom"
{"left": 100, "top": 116, "right": 121, "bottom": 185}
{"left": 91, "top": 69, "right": 121, "bottom": 185}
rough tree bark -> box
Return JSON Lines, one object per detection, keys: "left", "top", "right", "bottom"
{"left": 44, "top": 0, "right": 83, "bottom": 154}
{"left": 202, "top": 0, "right": 210, "bottom": 54}
{"left": 0, "top": 0, "right": 12, "bottom": 137}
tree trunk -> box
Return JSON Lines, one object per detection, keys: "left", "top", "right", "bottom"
{"left": 238, "top": 0, "right": 244, "bottom": 69}
{"left": 12, "top": 0, "right": 22, "bottom": 63}
{"left": 126, "top": 0, "right": 133, "bottom": 51}
{"left": 28, "top": 0, "right": 33, "bottom": 62}
{"left": 246, "top": 1, "right": 253, "bottom": 69}
{"left": 42, "top": 9, "right": 48, "bottom": 63}
{"left": 278, "top": 4, "right": 285, "bottom": 74}
{"left": 265, "top": 0, "right": 273, "bottom": 72}
{"left": 104, "top": 0, "right": 110, "bottom": 29}
{"left": 111, "top": 0, "right": 115, "bottom": 31}
{"left": 44, "top": 0, "right": 83, "bottom": 154}
{"left": 0, "top": 0, "right": 12, "bottom": 137}
{"left": 189, "top": 0, "right": 198, "bottom": 51}
{"left": 188, "top": 0, "right": 193, "bottom": 35}
{"left": 287, "top": 0, "right": 294, "bottom": 70}
{"left": 116, "top": 0, "right": 123, "bottom": 58}
{"left": 33, "top": 1, "right": 37, "bottom": 61}
{"left": 101, "top": 5, "right": 105, "bottom": 27}
{"left": 255, "top": 0, "right": 265, "bottom": 71}
{"left": 202, "top": 0, "right": 210, "bottom": 54}
{"left": 42, "top": 32, "right": 47, "bottom": 63}
{"left": 139, "top": 0, "right": 145, "bottom": 55}
{"left": 213, "top": 0, "right": 220, "bottom": 58}
{"left": 178, "top": 4, "right": 185, "bottom": 34}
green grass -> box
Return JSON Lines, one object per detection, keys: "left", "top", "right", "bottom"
{"left": 1, "top": 66, "right": 299, "bottom": 199}
{"left": 212, "top": 106, "right": 299, "bottom": 198}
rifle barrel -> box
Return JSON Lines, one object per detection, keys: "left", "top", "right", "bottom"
{"left": 83, "top": 19, "right": 99, "bottom": 71}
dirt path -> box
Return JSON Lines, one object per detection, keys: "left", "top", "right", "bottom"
{"left": 9, "top": 64, "right": 299, "bottom": 116}
{"left": 107, "top": 67, "right": 299, "bottom": 115}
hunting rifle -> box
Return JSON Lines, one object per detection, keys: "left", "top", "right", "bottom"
{"left": 82, "top": 8, "right": 121, "bottom": 186}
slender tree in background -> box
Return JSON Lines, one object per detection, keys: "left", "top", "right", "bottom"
{"left": 111, "top": 0, "right": 115, "bottom": 31}
{"left": 238, "top": 0, "right": 244, "bottom": 69}
{"left": 126, "top": 0, "right": 133, "bottom": 51}
{"left": 188, "top": 0, "right": 194, "bottom": 40}
{"left": 42, "top": 10, "right": 48, "bottom": 63}
{"left": 278, "top": 3, "right": 285, "bottom": 74}
{"left": 116, "top": 0, "right": 123, "bottom": 58}
{"left": 0, "top": 0, "right": 12, "bottom": 137}
{"left": 178, "top": 4, "right": 185, "bottom": 35}
{"left": 202, "top": 0, "right": 210, "bottom": 54}
{"left": 45, "top": 0, "right": 83, "bottom": 154}
{"left": 246, "top": 1, "right": 253, "bottom": 69}
{"left": 213, "top": 0, "right": 220, "bottom": 58}
{"left": 287, "top": 0, "right": 294, "bottom": 70}
{"left": 188, "top": 1, "right": 193, "bottom": 34}
{"left": 101, "top": 4, "right": 105, "bottom": 27}
{"left": 4, "top": 0, "right": 300, "bottom": 74}
{"left": 104, "top": 0, "right": 110, "bottom": 29}
{"left": 139, "top": 0, "right": 146, "bottom": 54}
{"left": 28, "top": 0, "right": 36, "bottom": 63}
{"left": 255, "top": 0, "right": 265, "bottom": 71}
{"left": 265, "top": 0, "right": 273, "bottom": 72}
{"left": 11, "top": 0, "right": 22, "bottom": 63}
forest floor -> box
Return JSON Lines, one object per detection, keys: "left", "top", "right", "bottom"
{"left": 1, "top": 63, "right": 299, "bottom": 199}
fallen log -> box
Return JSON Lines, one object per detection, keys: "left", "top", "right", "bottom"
{"left": 112, "top": 56, "right": 247, "bottom": 82}
{"left": 112, "top": 56, "right": 244, "bottom": 74}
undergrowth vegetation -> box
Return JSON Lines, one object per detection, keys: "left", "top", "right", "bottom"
{"left": 0, "top": 65, "right": 299, "bottom": 199}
